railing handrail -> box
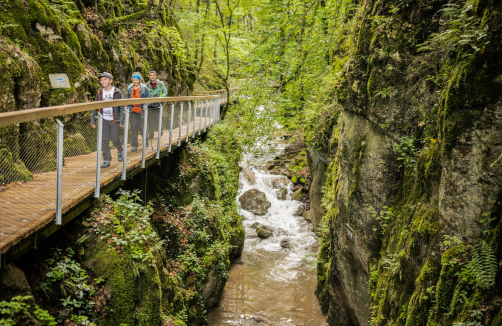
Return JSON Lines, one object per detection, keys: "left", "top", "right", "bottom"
{"left": 0, "top": 95, "right": 220, "bottom": 128}
{"left": 193, "top": 87, "right": 239, "bottom": 95}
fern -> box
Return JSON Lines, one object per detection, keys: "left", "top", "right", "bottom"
{"left": 467, "top": 241, "right": 498, "bottom": 289}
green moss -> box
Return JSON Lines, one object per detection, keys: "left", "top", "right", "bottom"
{"left": 0, "top": 148, "right": 33, "bottom": 183}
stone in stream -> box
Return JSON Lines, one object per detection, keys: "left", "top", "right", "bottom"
{"left": 292, "top": 188, "right": 302, "bottom": 201}
{"left": 239, "top": 189, "right": 271, "bottom": 215}
{"left": 295, "top": 204, "right": 305, "bottom": 216}
{"left": 256, "top": 225, "right": 273, "bottom": 238}
{"left": 280, "top": 238, "right": 291, "bottom": 248}
{"left": 271, "top": 176, "right": 289, "bottom": 189}
{"left": 276, "top": 187, "right": 287, "bottom": 200}
{"left": 303, "top": 209, "right": 313, "bottom": 223}
{"left": 250, "top": 222, "right": 264, "bottom": 229}
{"left": 242, "top": 167, "right": 256, "bottom": 185}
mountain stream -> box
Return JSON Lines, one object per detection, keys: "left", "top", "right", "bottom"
{"left": 207, "top": 134, "right": 327, "bottom": 325}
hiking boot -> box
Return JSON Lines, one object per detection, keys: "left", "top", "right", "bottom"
{"left": 101, "top": 161, "right": 110, "bottom": 168}
{"left": 132, "top": 147, "right": 138, "bottom": 152}
{"left": 118, "top": 152, "right": 123, "bottom": 162}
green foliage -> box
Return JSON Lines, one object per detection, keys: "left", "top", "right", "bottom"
{"left": 39, "top": 248, "right": 96, "bottom": 322}
{"left": 90, "top": 190, "right": 161, "bottom": 278}
{"left": 0, "top": 296, "right": 56, "bottom": 326}
{"left": 418, "top": 3, "right": 490, "bottom": 58}
{"left": 393, "top": 136, "right": 420, "bottom": 171}
{"left": 465, "top": 241, "right": 498, "bottom": 290}
{"left": 368, "top": 206, "right": 395, "bottom": 234}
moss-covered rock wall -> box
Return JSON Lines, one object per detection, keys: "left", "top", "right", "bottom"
{"left": 314, "top": 0, "right": 502, "bottom": 325}
{"left": 0, "top": 0, "right": 195, "bottom": 184}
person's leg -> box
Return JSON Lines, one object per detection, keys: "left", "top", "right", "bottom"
{"left": 102, "top": 120, "right": 112, "bottom": 162}
{"left": 147, "top": 107, "right": 158, "bottom": 140}
{"left": 110, "top": 122, "right": 123, "bottom": 154}
{"left": 138, "top": 113, "right": 149, "bottom": 147}
{"left": 131, "top": 112, "right": 139, "bottom": 148}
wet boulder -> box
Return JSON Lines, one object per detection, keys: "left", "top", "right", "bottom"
{"left": 239, "top": 189, "right": 271, "bottom": 215}
{"left": 295, "top": 204, "right": 306, "bottom": 216}
{"left": 303, "top": 209, "right": 313, "bottom": 223}
{"left": 276, "top": 187, "right": 287, "bottom": 200}
{"left": 280, "top": 238, "right": 291, "bottom": 248}
{"left": 256, "top": 225, "right": 273, "bottom": 238}
{"left": 271, "top": 175, "right": 290, "bottom": 189}
{"left": 292, "top": 188, "right": 302, "bottom": 201}
{"left": 242, "top": 167, "right": 256, "bottom": 185}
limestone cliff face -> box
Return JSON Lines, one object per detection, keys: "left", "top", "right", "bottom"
{"left": 316, "top": 0, "right": 502, "bottom": 325}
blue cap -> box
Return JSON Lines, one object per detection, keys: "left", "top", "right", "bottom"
{"left": 132, "top": 74, "right": 141, "bottom": 80}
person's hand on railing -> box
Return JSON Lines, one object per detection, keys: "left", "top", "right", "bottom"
{"left": 91, "top": 124, "right": 96, "bottom": 129}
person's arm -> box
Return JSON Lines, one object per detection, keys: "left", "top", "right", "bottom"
{"left": 115, "top": 90, "right": 125, "bottom": 125}
{"left": 160, "top": 81, "right": 168, "bottom": 97}
{"left": 91, "top": 92, "right": 99, "bottom": 126}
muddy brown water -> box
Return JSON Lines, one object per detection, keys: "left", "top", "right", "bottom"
{"left": 207, "top": 135, "right": 327, "bottom": 325}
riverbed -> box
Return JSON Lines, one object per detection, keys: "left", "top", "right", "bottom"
{"left": 207, "top": 134, "right": 327, "bottom": 325}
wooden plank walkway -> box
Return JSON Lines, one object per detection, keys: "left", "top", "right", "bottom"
{"left": 0, "top": 118, "right": 213, "bottom": 255}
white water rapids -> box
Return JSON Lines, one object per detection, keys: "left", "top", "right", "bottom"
{"left": 207, "top": 133, "right": 327, "bottom": 325}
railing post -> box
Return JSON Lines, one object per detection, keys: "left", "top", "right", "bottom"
{"left": 141, "top": 105, "right": 148, "bottom": 168}
{"left": 156, "top": 103, "right": 163, "bottom": 160}
{"left": 169, "top": 103, "right": 174, "bottom": 152}
{"left": 122, "top": 109, "right": 130, "bottom": 180}
{"left": 193, "top": 100, "right": 197, "bottom": 138}
{"left": 56, "top": 119, "right": 64, "bottom": 225}
{"left": 199, "top": 100, "right": 203, "bottom": 135}
{"left": 204, "top": 99, "right": 208, "bottom": 132}
{"left": 217, "top": 98, "right": 220, "bottom": 123}
{"left": 95, "top": 113, "right": 103, "bottom": 198}
{"left": 178, "top": 102, "right": 183, "bottom": 146}
{"left": 187, "top": 101, "right": 191, "bottom": 141}
{"left": 213, "top": 98, "right": 218, "bottom": 126}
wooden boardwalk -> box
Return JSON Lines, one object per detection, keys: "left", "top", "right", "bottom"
{"left": 0, "top": 118, "right": 212, "bottom": 255}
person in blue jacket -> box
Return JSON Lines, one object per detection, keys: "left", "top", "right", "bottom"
{"left": 91, "top": 72, "right": 124, "bottom": 168}
{"left": 127, "top": 72, "right": 151, "bottom": 151}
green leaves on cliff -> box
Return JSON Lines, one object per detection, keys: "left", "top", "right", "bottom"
{"left": 418, "top": 3, "right": 490, "bottom": 57}
{"left": 464, "top": 241, "right": 498, "bottom": 290}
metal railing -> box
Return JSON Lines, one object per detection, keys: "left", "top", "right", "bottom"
{"left": 0, "top": 94, "right": 223, "bottom": 257}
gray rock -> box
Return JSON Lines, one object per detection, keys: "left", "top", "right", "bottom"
{"left": 242, "top": 167, "right": 256, "bottom": 185}
{"left": 257, "top": 225, "right": 273, "bottom": 238}
{"left": 280, "top": 238, "right": 291, "bottom": 248}
{"left": 250, "top": 222, "right": 264, "bottom": 229}
{"left": 276, "top": 187, "right": 287, "bottom": 200}
{"left": 306, "top": 148, "right": 331, "bottom": 230}
{"left": 303, "top": 209, "right": 313, "bottom": 223}
{"left": 292, "top": 188, "right": 302, "bottom": 201}
{"left": 239, "top": 189, "right": 271, "bottom": 215}
{"left": 271, "top": 176, "right": 290, "bottom": 189}
{"left": 295, "top": 205, "right": 306, "bottom": 216}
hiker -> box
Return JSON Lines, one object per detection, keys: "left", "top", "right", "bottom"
{"left": 91, "top": 72, "right": 124, "bottom": 168}
{"left": 146, "top": 71, "right": 168, "bottom": 140}
{"left": 126, "top": 72, "right": 151, "bottom": 151}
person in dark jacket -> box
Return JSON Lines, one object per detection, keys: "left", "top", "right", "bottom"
{"left": 91, "top": 72, "right": 124, "bottom": 168}
{"left": 126, "top": 72, "right": 151, "bottom": 151}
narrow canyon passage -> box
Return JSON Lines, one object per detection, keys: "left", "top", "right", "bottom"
{"left": 208, "top": 134, "right": 327, "bottom": 325}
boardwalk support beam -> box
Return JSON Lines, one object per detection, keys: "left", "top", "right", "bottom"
{"left": 169, "top": 103, "right": 174, "bottom": 152}
{"left": 141, "top": 106, "right": 148, "bottom": 168}
{"left": 156, "top": 104, "right": 163, "bottom": 160}
{"left": 95, "top": 113, "right": 103, "bottom": 198}
{"left": 122, "top": 109, "right": 130, "bottom": 180}
{"left": 187, "top": 101, "right": 191, "bottom": 141}
{"left": 56, "top": 119, "right": 64, "bottom": 225}
{"left": 193, "top": 100, "right": 197, "bottom": 138}
{"left": 178, "top": 102, "right": 183, "bottom": 146}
